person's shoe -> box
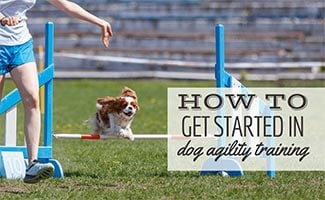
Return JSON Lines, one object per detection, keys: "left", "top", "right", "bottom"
{"left": 23, "top": 160, "right": 54, "bottom": 184}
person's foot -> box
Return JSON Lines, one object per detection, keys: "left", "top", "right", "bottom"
{"left": 23, "top": 160, "right": 54, "bottom": 184}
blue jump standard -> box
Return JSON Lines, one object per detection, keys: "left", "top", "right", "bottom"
{"left": 0, "top": 22, "right": 64, "bottom": 178}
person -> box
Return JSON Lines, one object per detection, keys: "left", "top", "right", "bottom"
{"left": 0, "top": 0, "right": 113, "bottom": 184}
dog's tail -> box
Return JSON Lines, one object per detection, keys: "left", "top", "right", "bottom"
{"left": 83, "top": 117, "right": 101, "bottom": 134}
{"left": 83, "top": 118, "right": 95, "bottom": 126}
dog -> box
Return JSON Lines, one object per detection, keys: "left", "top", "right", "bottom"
{"left": 88, "top": 87, "right": 139, "bottom": 141}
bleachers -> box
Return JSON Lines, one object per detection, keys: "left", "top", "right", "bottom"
{"left": 28, "top": 0, "right": 324, "bottom": 77}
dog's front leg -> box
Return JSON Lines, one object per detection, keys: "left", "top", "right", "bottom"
{"left": 124, "top": 127, "right": 134, "bottom": 141}
{"left": 116, "top": 127, "right": 134, "bottom": 141}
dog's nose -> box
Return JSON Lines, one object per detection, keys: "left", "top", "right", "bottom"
{"left": 127, "top": 106, "right": 133, "bottom": 110}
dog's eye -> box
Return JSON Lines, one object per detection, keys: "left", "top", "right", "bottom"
{"left": 131, "top": 101, "right": 137, "bottom": 107}
{"left": 122, "top": 101, "right": 128, "bottom": 108}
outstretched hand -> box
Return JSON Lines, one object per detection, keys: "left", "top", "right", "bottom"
{"left": 101, "top": 21, "right": 113, "bottom": 48}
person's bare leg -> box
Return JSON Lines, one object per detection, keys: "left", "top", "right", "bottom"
{"left": 0, "top": 74, "right": 5, "bottom": 99}
{"left": 10, "top": 62, "right": 40, "bottom": 165}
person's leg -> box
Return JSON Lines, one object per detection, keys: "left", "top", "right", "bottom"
{"left": 3, "top": 39, "right": 53, "bottom": 183}
{"left": 9, "top": 62, "right": 40, "bottom": 165}
{"left": 0, "top": 74, "right": 5, "bottom": 99}
{"left": 10, "top": 62, "right": 54, "bottom": 184}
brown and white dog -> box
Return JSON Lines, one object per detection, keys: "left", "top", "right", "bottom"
{"left": 88, "top": 87, "right": 139, "bottom": 140}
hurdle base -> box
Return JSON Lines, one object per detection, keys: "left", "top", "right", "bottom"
{"left": 200, "top": 157, "right": 244, "bottom": 177}
{"left": 48, "top": 159, "right": 64, "bottom": 178}
{"left": 0, "top": 151, "right": 26, "bottom": 179}
{"left": 0, "top": 146, "right": 64, "bottom": 179}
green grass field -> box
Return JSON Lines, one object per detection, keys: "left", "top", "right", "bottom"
{"left": 0, "top": 79, "right": 324, "bottom": 200}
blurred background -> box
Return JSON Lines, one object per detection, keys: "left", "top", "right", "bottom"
{"left": 29, "top": 0, "right": 324, "bottom": 81}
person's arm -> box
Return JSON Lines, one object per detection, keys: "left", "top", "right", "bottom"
{"left": 47, "top": 0, "right": 113, "bottom": 48}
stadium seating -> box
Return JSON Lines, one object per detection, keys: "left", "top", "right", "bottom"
{"left": 28, "top": 0, "right": 324, "bottom": 72}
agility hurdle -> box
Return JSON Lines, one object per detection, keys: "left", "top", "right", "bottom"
{"left": 200, "top": 24, "right": 276, "bottom": 178}
{"left": 0, "top": 22, "right": 64, "bottom": 178}
{"left": 53, "top": 24, "right": 275, "bottom": 178}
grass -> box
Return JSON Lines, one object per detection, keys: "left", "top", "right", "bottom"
{"left": 0, "top": 79, "right": 324, "bottom": 199}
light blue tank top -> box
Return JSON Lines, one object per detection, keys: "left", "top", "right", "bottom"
{"left": 0, "top": 0, "right": 36, "bottom": 45}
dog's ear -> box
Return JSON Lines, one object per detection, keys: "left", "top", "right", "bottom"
{"left": 105, "top": 97, "right": 127, "bottom": 113}
{"left": 113, "top": 97, "right": 127, "bottom": 113}
{"left": 135, "top": 103, "right": 140, "bottom": 111}
{"left": 97, "top": 97, "right": 120, "bottom": 119}
{"left": 120, "top": 87, "right": 137, "bottom": 100}
{"left": 97, "top": 96, "right": 115, "bottom": 105}
{"left": 97, "top": 96, "right": 118, "bottom": 112}
{"left": 129, "top": 97, "right": 140, "bottom": 111}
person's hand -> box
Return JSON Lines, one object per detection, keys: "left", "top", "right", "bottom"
{"left": 1, "top": 16, "right": 20, "bottom": 26}
{"left": 100, "top": 21, "right": 113, "bottom": 48}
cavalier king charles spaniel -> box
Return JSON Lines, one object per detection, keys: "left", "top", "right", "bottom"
{"left": 89, "top": 87, "right": 139, "bottom": 140}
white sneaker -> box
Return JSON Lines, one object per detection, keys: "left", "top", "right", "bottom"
{"left": 23, "top": 160, "right": 54, "bottom": 184}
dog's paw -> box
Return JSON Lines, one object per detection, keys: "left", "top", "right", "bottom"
{"left": 127, "top": 134, "right": 135, "bottom": 141}
{"left": 118, "top": 129, "right": 127, "bottom": 138}
{"left": 119, "top": 129, "right": 134, "bottom": 141}
{"left": 126, "top": 128, "right": 134, "bottom": 141}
